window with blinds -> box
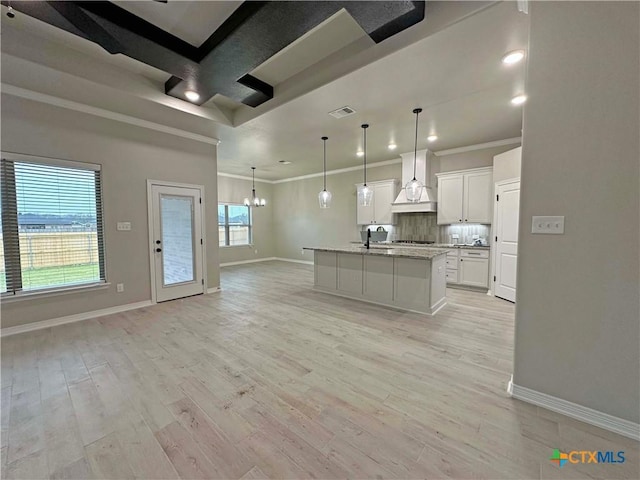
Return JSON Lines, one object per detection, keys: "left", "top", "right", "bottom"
{"left": 0, "top": 157, "right": 105, "bottom": 295}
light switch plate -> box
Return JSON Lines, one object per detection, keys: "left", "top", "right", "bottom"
{"left": 117, "top": 222, "right": 131, "bottom": 231}
{"left": 532, "top": 216, "right": 564, "bottom": 234}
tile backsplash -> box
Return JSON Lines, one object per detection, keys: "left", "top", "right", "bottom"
{"left": 389, "top": 212, "right": 491, "bottom": 244}
{"left": 394, "top": 212, "right": 439, "bottom": 242}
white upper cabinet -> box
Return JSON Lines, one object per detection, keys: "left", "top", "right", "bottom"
{"left": 436, "top": 167, "right": 493, "bottom": 224}
{"left": 355, "top": 180, "right": 399, "bottom": 225}
{"left": 437, "top": 175, "right": 464, "bottom": 224}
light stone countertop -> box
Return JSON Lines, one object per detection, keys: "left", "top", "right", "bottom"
{"left": 303, "top": 245, "right": 447, "bottom": 260}
{"left": 348, "top": 242, "right": 490, "bottom": 250}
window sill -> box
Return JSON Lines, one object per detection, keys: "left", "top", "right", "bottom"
{"left": 219, "top": 244, "right": 254, "bottom": 249}
{"left": 1, "top": 282, "right": 111, "bottom": 304}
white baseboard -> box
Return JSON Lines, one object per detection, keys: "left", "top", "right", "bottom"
{"left": 508, "top": 376, "right": 640, "bottom": 441}
{"left": 207, "top": 287, "right": 222, "bottom": 294}
{"left": 274, "top": 257, "right": 314, "bottom": 265}
{"left": 1, "top": 300, "right": 154, "bottom": 338}
{"left": 220, "top": 257, "right": 277, "bottom": 267}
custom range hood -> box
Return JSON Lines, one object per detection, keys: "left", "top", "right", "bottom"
{"left": 391, "top": 149, "right": 437, "bottom": 213}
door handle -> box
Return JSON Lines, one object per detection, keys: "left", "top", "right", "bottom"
{"left": 155, "top": 240, "right": 161, "bottom": 245}
{"left": 155, "top": 248, "right": 162, "bottom": 253}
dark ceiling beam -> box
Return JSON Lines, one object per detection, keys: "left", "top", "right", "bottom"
{"left": 4, "top": 0, "right": 200, "bottom": 79}
{"left": 47, "top": 2, "right": 123, "bottom": 54}
{"left": 5, "top": 1, "right": 425, "bottom": 108}
{"left": 165, "top": 1, "right": 425, "bottom": 106}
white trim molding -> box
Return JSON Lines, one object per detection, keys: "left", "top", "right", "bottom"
{"left": 207, "top": 287, "right": 222, "bottom": 294}
{"left": 272, "top": 158, "right": 402, "bottom": 184}
{"left": 217, "top": 172, "right": 272, "bottom": 184}
{"left": 0, "top": 300, "right": 153, "bottom": 337}
{"left": 220, "top": 257, "right": 277, "bottom": 267}
{"left": 433, "top": 137, "right": 521, "bottom": 157}
{"left": 218, "top": 158, "right": 402, "bottom": 185}
{"left": 2, "top": 84, "right": 220, "bottom": 146}
{"left": 275, "top": 257, "right": 314, "bottom": 265}
{"left": 508, "top": 377, "right": 640, "bottom": 441}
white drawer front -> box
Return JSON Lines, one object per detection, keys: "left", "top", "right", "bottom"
{"left": 446, "top": 269, "right": 459, "bottom": 283}
{"left": 445, "top": 258, "right": 458, "bottom": 269}
{"left": 460, "top": 249, "right": 489, "bottom": 259}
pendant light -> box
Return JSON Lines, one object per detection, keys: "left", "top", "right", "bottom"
{"left": 405, "top": 108, "right": 424, "bottom": 202}
{"left": 357, "top": 124, "right": 373, "bottom": 207}
{"left": 318, "top": 136, "right": 332, "bottom": 208}
{"left": 243, "top": 167, "right": 266, "bottom": 207}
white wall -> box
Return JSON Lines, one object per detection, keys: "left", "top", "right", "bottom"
{"left": 514, "top": 1, "right": 639, "bottom": 423}
{"left": 1, "top": 95, "right": 220, "bottom": 328}
{"left": 217, "top": 175, "right": 275, "bottom": 264}
{"left": 493, "top": 146, "right": 521, "bottom": 183}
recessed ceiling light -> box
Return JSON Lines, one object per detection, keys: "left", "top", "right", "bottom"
{"left": 388, "top": 143, "right": 397, "bottom": 150}
{"left": 511, "top": 94, "right": 527, "bottom": 105}
{"left": 185, "top": 90, "right": 200, "bottom": 102}
{"left": 502, "top": 50, "right": 525, "bottom": 65}
{"left": 427, "top": 135, "right": 438, "bottom": 142}
{"left": 278, "top": 160, "right": 291, "bottom": 165}
{"left": 357, "top": 151, "right": 364, "bottom": 157}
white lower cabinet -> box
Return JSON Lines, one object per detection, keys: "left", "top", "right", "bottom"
{"left": 444, "top": 248, "right": 489, "bottom": 289}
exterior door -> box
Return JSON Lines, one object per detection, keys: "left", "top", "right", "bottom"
{"left": 150, "top": 184, "right": 204, "bottom": 302}
{"left": 494, "top": 180, "right": 520, "bottom": 302}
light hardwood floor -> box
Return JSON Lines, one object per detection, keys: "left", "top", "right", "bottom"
{"left": 1, "top": 261, "right": 638, "bottom": 479}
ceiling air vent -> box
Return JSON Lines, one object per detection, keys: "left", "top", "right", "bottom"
{"left": 328, "top": 106, "right": 356, "bottom": 119}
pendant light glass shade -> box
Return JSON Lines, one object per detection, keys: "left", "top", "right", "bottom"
{"left": 318, "top": 189, "right": 332, "bottom": 208}
{"left": 405, "top": 108, "right": 424, "bottom": 202}
{"left": 318, "top": 136, "right": 332, "bottom": 208}
{"left": 358, "top": 184, "right": 373, "bottom": 207}
{"left": 358, "top": 124, "right": 374, "bottom": 207}
{"left": 244, "top": 167, "right": 266, "bottom": 207}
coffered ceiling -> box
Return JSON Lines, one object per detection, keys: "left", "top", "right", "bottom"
{"left": 1, "top": 1, "right": 528, "bottom": 180}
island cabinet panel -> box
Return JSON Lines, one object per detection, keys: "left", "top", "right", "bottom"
{"left": 363, "top": 255, "right": 394, "bottom": 303}
{"left": 337, "top": 253, "right": 363, "bottom": 294}
{"left": 430, "top": 254, "right": 447, "bottom": 309}
{"left": 314, "top": 251, "right": 337, "bottom": 290}
{"left": 393, "top": 258, "right": 430, "bottom": 311}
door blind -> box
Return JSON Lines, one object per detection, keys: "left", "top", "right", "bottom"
{"left": 0, "top": 158, "right": 105, "bottom": 294}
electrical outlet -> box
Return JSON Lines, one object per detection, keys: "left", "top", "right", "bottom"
{"left": 117, "top": 222, "right": 131, "bottom": 231}
{"left": 116, "top": 283, "right": 124, "bottom": 293}
{"left": 531, "top": 216, "right": 565, "bottom": 234}
{"left": 254, "top": 249, "right": 258, "bottom": 255}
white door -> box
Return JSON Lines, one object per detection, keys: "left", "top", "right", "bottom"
{"left": 494, "top": 181, "right": 520, "bottom": 302}
{"left": 464, "top": 170, "right": 493, "bottom": 223}
{"left": 150, "top": 184, "right": 204, "bottom": 302}
{"left": 437, "top": 175, "right": 464, "bottom": 224}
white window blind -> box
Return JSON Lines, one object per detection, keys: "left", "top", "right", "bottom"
{"left": 0, "top": 158, "right": 105, "bottom": 295}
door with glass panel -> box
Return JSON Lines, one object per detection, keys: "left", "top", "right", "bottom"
{"left": 150, "top": 184, "right": 204, "bottom": 302}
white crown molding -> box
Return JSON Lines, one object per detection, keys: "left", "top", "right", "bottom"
{"left": 217, "top": 172, "right": 273, "bottom": 184}
{"left": 272, "top": 158, "right": 402, "bottom": 184}
{"left": 508, "top": 377, "right": 640, "bottom": 441}
{"left": 1, "top": 84, "right": 221, "bottom": 146}
{"left": 0, "top": 300, "right": 153, "bottom": 337}
{"left": 433, "top": 137, "right": 522, "bottom": 156}
{"left": 219, "top": 138, "right": 521, "bottom": 185}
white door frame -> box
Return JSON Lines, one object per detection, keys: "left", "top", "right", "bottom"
{"left": 147, "top": 179, "right": 207, "bottom": 304}
{"left": 491, "top": 177, "right": 520, "bottom": 299}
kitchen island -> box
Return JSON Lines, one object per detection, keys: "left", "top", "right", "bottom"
{"left": 303, "top": 245, "right": 447, "bottom": 315}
